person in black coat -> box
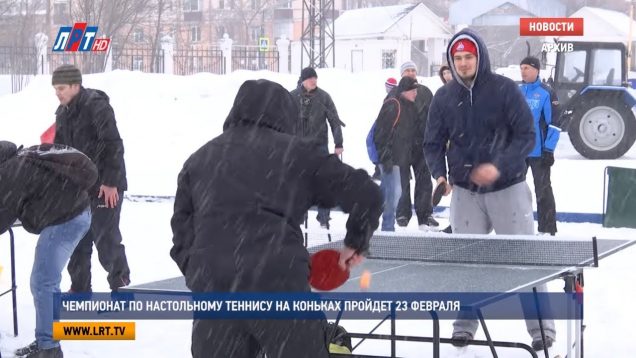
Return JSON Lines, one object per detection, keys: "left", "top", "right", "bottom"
{"left": 0, "top": 142, "right": 96, "bottom": 358}
{"left": 51, "top": 65, "right": 130, "bottom": 292}
{"left": 290, "top": 67, "right": 346, "bottom": 228}
{"left": 392, "top": 61, "right": 437, "bottom": 230}
{"left": 373, "top": 76, "right": 418, "bottom": 231}
{"left": 170, "top": 79, "right": 382, "bottom": 358}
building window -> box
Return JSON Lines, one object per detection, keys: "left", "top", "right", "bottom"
{"left": 250, "top": 27, "right": 261, "bottom": 43}
{"left": 217, "top": 26, "right": 226, "bottom": 38}
{"left": 382, "top": 50, "right": 396, "bottom": 69}
{"left": 133, "top": 28, "right": 144, "bottom": 43}
{"left": 341, "top": 0, "right": 356, "bottom": 10}
{"left": 190, "top": 26, "right": 201, "bottom": 42}
{"left": 53, "top": 1, "right": 69, "bottom": 25}
{"left": 133, "top": 56, "right": 143, "bottom": 71}
{"left": 184, "top": 0, "right": 200, "bottom": 11}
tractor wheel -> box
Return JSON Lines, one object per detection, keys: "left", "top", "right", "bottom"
{"left": 569, "top": 97, "right": 636, "bottom": 159}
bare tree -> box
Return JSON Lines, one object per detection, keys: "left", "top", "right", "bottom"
{"left": 71, "top": 0, "right": 154, "bottom": 49}
{"left": 0, "top": 0, "right": 46, "bottom": 91}
{"left": 147, "top": 0, "right": 174, "bottom": 70}
{"left": 221, "top": 0, "right": 275, "bottom": 45}
{"left": 0, "top": 0, "right": 18, "bottom": 17}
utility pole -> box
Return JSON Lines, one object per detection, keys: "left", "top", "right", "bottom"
{"left": 300, "top": 0, "right": 335, "bottom": 69}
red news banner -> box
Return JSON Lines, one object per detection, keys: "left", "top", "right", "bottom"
{"left": 519, "top": 18, "right": 584, "bottom": 36}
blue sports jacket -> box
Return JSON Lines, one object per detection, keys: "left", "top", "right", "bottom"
{"left": 519, "top": 77, "right": 560, "bottom": 157}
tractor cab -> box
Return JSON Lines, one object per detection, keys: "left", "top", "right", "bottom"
{"left": 548, "top": 41, "right": 636, "bottom": 159}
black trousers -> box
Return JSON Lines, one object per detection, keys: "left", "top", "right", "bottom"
{"left": 396, "top": 147, "right": 433, "bottom": 225}
{"left": 191, "top": 319, "right": 329, "bottom": 358}
{"left": 67, "top": 191, "right": 130, "bottom": 291}
{"left": 527, "top": 157, "right": 557, "bottom": 234}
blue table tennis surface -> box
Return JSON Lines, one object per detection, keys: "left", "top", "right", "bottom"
{"left": 122, "top": 237, "right": 635, "bottom": 294}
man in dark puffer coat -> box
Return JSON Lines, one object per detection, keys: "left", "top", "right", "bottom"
{"left": 170, "top": 79, "right": 382, "bottom": 358}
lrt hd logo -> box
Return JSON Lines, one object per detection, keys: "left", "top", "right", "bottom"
{"left": 53, "top": 23, "right": 110, "bottom": 52}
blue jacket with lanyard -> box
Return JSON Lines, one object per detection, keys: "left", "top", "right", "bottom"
{"left": 519, "top": 77, "right": 560, "bottom": 157}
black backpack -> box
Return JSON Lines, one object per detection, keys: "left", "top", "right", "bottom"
{"left": 17, "top": 143, "right": 97, "bottom": 190}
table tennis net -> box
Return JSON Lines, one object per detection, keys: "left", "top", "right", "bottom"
{"left": 307, "top": 233, "right": 598, "bottom": 267}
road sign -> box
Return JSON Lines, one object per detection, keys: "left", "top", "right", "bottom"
{"left": 259, "top": 37, "right": 269, "bottom": 52}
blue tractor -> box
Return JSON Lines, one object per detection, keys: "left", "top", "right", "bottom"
{"left": 549, "top": 41, "right": 636, "bottom": 159}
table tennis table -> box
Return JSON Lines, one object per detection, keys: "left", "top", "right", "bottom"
{"left": 121, "top": 233, "right": 636, "bottom": 358}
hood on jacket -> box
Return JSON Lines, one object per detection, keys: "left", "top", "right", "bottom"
{"left": 223, "top": 79, "right": 298, "bottom": 135}
{"left": 0, "top": 141, "right": 17, "bottom": 165}
{"left": 438, "top": 65, "right": 450, "bottom": 84}
{"left": 446, "top": 28, "right": 492, "bottom": 89}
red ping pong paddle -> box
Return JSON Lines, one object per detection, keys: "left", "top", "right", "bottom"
{"left": 432, "top": 181, "right": 447, "bottom": 207}
{"left": 309, "top": 249, "right": 350, "bottom": 291}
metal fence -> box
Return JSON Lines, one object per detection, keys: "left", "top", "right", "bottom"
{"left": 0, "top": 46, "right": 38, "bottom": 75}
{"left": 112, "top": 47, "right": 164, "bottom": 73}
{"left": 0, "top": 46, "right": 38, "bottom": 92}
{"left": 232, "top": 46, "right": 279, "bottom": 72}
{"left": 173, "top": 47, "right": 223, "bottom": 75}
{"left": 0, "top": 43, "right": 285, "bottom": 92}
{"left": 47, "top": 51, "right": 108, "bottom": 74}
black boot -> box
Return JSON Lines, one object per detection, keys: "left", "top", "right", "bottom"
{"left": 14, "top": 341, "right": 37, "bottom": 357}
{"left": 25, "top": 346, "right": 63, "bottom": 358}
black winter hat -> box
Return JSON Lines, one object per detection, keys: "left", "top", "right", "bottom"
{"left": 0, "top": 141, "right": 17, "bottom": 164}
{"left": 397, "top": 76, "right": 418, "bottom": 92}
{"left": 52, "top": 65, "right": 82, "bottom": 85}
{"left": 300, "top": 67, "right": 318, "bottom": 82}
{"left": 520, "top": 56, "right": 541, "bottom": 72}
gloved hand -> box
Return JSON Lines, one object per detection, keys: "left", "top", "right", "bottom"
{"left": 542, "top": 151, "right": 555, "bottom": 167}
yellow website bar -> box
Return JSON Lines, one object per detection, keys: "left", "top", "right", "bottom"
{"left": 52, "top": 322, "right": 135, "bottom": 340}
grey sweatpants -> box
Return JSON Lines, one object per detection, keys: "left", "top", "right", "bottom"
{"left": 450, "top": 181, "right": 556, "bottom": 341}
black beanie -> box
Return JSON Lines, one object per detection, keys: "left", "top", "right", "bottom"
{"left": 397, "top": 76, "right": 418, "bottom": 92}
{"left": 0, "top": 141, "right": 17, "bottom": 164}
{"left": 52, "top": 65, "right": 82, "bottom": 85}
{"left": 300, "top": 67, "right": 318, "bottom": 82}
{"left": 520, "top": 56, "right": 541, "bottom": 72}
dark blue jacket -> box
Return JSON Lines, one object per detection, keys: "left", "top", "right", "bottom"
{"left": 518, "top": 77, "right": 561, "bottom": 157}
{"left": 424, "top": 29, "right": 535, "bottom": 193}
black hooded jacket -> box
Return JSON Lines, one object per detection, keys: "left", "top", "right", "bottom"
{"left": 374, "top": 88, "right": 417, "bottom": 168}
{"left": 0, "top": 142, "right": 97, "bottom": 235}
{"left": 290, "top": 85, "right": 344, "bottom": 148}
{"left": 170, "top": 79, "right": 382, "bottom": 293}
{"left": 424, "top": 29, "right": 535, "bottom": 193}
{"left": 54, "top": 86, "right": 127, "bottom": 194}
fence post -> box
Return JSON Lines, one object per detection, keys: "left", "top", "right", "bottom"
{"left": 220, "top": 33, "right": 233, "bottom": 74}
{"left": 161, "top": 35, "right": 174, "bottom": 75}
{"left": 275, "top": 35, "right": 290, "bottom": 74}
{"left": 34, "top": 32, "right": 49, "bottom": 75}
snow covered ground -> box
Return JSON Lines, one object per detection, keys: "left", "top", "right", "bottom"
{"left": 1, "top": 69, "right": 636, "bottom": 357}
